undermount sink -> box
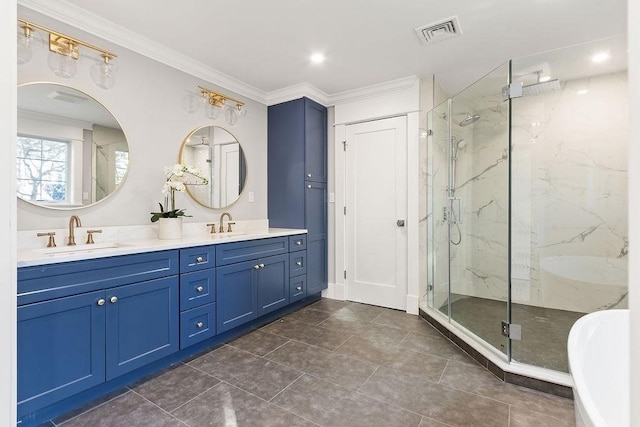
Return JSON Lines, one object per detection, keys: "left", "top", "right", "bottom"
{"left": 210, "top": 232, "right": 247, "bottom": 239}
{"left": 35, "top": 242, "right": 127, "bottom": 255}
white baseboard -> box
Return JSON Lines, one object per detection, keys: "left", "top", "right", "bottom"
{"left": 322, "top": 283, "right": 345, "bottom": 300}
{"left": 406, "top": 294, "right": 419, "bottom": 315}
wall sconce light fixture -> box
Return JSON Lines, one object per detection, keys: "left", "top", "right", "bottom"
{"left": 17, "top": 18, "right": 119, "bottom": 89}
{"left": 183, "top": 86, "right": 247, "bottom": 125}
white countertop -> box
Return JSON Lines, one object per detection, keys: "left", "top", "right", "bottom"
{"left": 18, "top": 228, "right": 307, "bottom": 268}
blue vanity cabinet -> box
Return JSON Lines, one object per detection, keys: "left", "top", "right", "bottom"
{"left": 216, "top": 259, "right": 258, "bottom": 333}
{"left": 256, "top": 253, "right": 289, "bottom": 316}
{"left": 17, "top": 250, "right": 180, "bottom": 420}
{"left": 105, "top": 276, "right": 179, "bottom": 380}
{"left": 268, "top": 98, "right": 328, "bottom": 295}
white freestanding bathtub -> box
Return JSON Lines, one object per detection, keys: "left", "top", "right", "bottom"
{"left": 568, "top": 309, "right": 629, "bottom": 427}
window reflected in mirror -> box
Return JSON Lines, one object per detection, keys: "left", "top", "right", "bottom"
{"left": 17, "top": 83, "right": 129, "bottom": 209}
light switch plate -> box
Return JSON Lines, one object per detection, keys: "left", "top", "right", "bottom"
{"left": 248, "top": 192, "right": 255, "bottom": 202}
{"left": 328, "top": 192, "right": 335, "bottom": 203}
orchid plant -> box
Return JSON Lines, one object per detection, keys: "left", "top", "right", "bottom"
{"left": 150, "top": 164, "right": 208, "bottom": 222}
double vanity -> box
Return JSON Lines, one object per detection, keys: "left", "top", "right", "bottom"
{"left": 16, "top": 227, "right": 316, "bottom": 425}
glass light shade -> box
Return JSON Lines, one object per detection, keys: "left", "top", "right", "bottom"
{"left": 182, "top": 92, "right": 203, "bottom": 113}
{"left": 205, "top": 103, "right": 222, "bottom": 120}
{"left": 238, "top": 105, "right": 247, "bottom": 118}
{"left": 90, "top": 59, "right": 117, "bottom": 89}
{"left": 47, "top": 51, "right": 78, "bottom": 78}
{"left": 224, "top": 105, "right": 239, "bottom": 125}
{"left": 17, "top": 27, "right": 43, "bottom": 65}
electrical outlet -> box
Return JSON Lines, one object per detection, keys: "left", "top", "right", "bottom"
{"left": 248, "top": 192, "right": 254, "bottom": 202}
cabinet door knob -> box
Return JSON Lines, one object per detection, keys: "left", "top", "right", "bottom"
{"left": 196, "top": 286, "right": 204, "bottom": 292}
{"left": 296, "top": 261, "right": 302, "bottom": 266}
{"left": 295, "top": 240, "right": 302, "bottom": 246}
{"left": 110, "top": 296, "right": 118, "bottom": 304}
{"left": 97, "top": 298, "right": 106, "bottom": 306}
{"left": 307, "top": 173, "right": 312, "bottom": 178}
{"left": 196, "top": 256, "right": 204, "bottom": 263}
{"left": 259, "top": 263, "right": 265, "bottom": 268}
{"left": 254, "top": 264, "right": 260, "bottom": 269}
{"left": 307, "top": 184, "right": 312, "bottom": 189}
{"left": 296, "top": 286, "right": 302, "bottom": 291}
{"left": 196, "top": 322, "right": 204, "bottom": 328}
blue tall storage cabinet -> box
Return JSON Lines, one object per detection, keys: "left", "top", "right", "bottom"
{"left": 268, "top": 97, "right": 328, "bottom": 296}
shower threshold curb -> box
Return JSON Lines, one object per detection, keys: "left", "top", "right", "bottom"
{"left": 419, "top": 308, "right": 573, "bottom": 399}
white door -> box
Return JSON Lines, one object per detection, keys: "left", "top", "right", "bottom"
{"left": 220, "top": 143, "right": 240, "bottom": 206}
{"left": 345, "top": 116, "right": 407, "bottom": 310}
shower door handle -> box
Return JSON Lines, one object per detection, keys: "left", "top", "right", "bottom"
{"left": 396, "top": 220, "right": 405, "bottom": 227}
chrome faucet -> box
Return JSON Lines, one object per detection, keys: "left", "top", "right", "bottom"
{"left": 219, "top": 212, "right": 235, "bottom": 233}
{"left": 68, "top": 215, "right": 82, "bottom": 246}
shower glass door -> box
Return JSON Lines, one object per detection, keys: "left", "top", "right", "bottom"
{"left": 447, "top": 63, "right": 511, "bottom": 357}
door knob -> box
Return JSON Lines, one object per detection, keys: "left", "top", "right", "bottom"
{"left": 259, "top": 263, "right": 265, "bottom": 268}
{"left": 196, "top": 286, "right": 204, "bottom": 292}
{"left": 196, "top": 322, "right": 204, "bottom": 328}
{"left": 97, "top": 298, "right": 106, "bottom": 306}
{"left": 296, "top": 261, "right": 302, "bottom": 266}
{"left": 254, "top": 264, "right": 260, "bottom": 269}
{"left": 196, "top": 256, "right": 204, "bottom": 263}
{"left": 396, "top": 220, "right": 405, "bottom": 227}
{"left": 110, "top": 296, "right": 118, "bottom": 304}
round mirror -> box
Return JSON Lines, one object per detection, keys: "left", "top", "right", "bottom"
{"left": 179, "top": 126, "right": 247, "bottom": 209}
{"left": 17, "top": 83, "right": 129, "bottom": 209}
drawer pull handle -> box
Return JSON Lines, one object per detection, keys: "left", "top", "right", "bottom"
{"left": 296, "top": 261, "right": 302, "bottom": 266}
{"left": 196, "top": 322, "right": 204, "bottom": 328}
{"left": 296, "top": 240, "right": 302, "bottom": 246}
{"left": 110, "top": 296, "right": 118, "bottom": 304}
{"left": 307, "top": 184, "right": 312, "bottom": 189}
{"left": 196, "top": 286, "right": 204, "bottom": 292}
{"left": 97, "top": 298, "right": 106, "bottom": 306}
{"left": 259, "top": 263, "right": 265, "bottom": 268}
{"left": 307, "top": 173, "right": 312, "bottom": 178}
{"left": 296, "top": 286, "right": 302, "bottom": 291}
{"left": 254, "top": 264, "right": 260, "bottom": 269}
{"left": 196, "top": 256, "right": 204, "bottom": 263}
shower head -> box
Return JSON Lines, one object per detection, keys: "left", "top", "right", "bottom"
{"left": 459, "top": 114, "right": 480, "bottom": 127}
{"left": 522, "top": 79, "right": 561, "bottom": 97}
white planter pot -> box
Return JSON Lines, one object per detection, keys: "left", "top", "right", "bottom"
{"left": 157, "top": 217, "right": 183, "bottom": 240}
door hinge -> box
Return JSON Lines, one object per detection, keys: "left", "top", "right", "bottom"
{"left": 501, "top": 321, "right": 522, "bottom": 340}
{"left": 344, "top": 206, "right": 346, "bottom": 215}
{"left": 344, "top": 270, "right": 347, "bottom": 279}
{"left": 342, "top": 140, "right": 347, "bottom": 151}
{"left": 502, "top": 82, "right": 523, "bottom": 101}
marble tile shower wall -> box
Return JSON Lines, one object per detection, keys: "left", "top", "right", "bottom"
{"left": 511, "top": 71, "right": 628, "bottom": 312}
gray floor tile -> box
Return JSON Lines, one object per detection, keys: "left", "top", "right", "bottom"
{"left": 285, "top": 306, "right": 334, "bottom": 325}
{"left": 307, "top": 298, "right": 352, "bottom": 313}
{"left": 509, "top": 407, "right": 575, "bottom": 427}
{"left": 359, "top": 366, "right": 510, "bottom": 427}
{"left": 187, "top": 345, "right": 302, "bottom": 401}
{"left": 440, "top": 361, "right": 574, "bottom": 422}
{"left": 228, "top": 329, "right": 291, "bottom": 356}
{"left": 398, "top": 331, "right": 478, "bottom": 365}
{"left": 335, "top": 335, "right": 448, "bottom": 382}
{"left": 319, "top": 316, "right": 410, "bottom": 346}
{"left": 373, "top": 310, "right": 441, "bottom": 335}
{"left": 59, "top": 391, "right": 184, "bottom": 427}
{"left": 171, "top": 382, "right": 314, "bottom": 426}
{"left": 52, "top": 388, "right": 129, "bottom": 425}
{"left": 419, "top": 417, "right": 452, "bottom": 427}
{"left": 272, "top": 374, "right": 422, "bottom": 427}
{"left": 330, "top": 302, "right": 390, "bottom": 321}
{"left": 266, "top": 340, "right": 378, "bottom": 390}
{"left": 131, "top": 363, "right": 220, "bottom": 412}
{"left": 261, "top": 317, "right": 351, "bottom": 351}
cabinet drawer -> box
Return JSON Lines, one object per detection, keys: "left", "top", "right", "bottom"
{"left": 180, "top": 303, "right": 216, "bottom": 349}
{"left": 180, "top": 246, "right": 216, "bottom": 273}
{"left": 290, "top": 275, "right": 307, "bottom": 303}
{"left": 288, "top": 234, "right": 307, "bottom": 252}
{"left": 180, "top": 269, "right": 215, "bottom": 311}
{"left": 216, "top": 237, "right": 288, "bottom": 266}
{"left": 18, "top": 250, "right": 179, "bottom": 305}
{"left": 289, "top": 251, "right": 307, "bottom": 277}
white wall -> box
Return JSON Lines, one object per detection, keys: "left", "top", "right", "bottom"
{"left": 628, "top": 1, "right": 639, "bottom": 424}
{"left": 1, "top": 1, "right": 17, "bottom": 424}
{"left": 17, "top": 7, "right": 268, "bottom": 231}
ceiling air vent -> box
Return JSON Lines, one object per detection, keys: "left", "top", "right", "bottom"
{"left": 415, "top": 16, "right": 462, "bottom": 45}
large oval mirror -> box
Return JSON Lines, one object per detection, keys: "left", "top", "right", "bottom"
{"left": 17, "top": 83, "right": 129, "bottom": 209}
{"left": 179, "top": 126, "right": 247, "bottom": 209}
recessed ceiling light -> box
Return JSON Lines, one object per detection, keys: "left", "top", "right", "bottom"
{"left": 310, "top": 53, "right": 325, "bottom": 64}
{"left": 577, "top": 89, "right": 589, "bottom": 95}
{"left": 539, "top": 76, "right": 551, "bottom": 82}
{"left": 591, "top": 52, "right": 610, "bottom": 63}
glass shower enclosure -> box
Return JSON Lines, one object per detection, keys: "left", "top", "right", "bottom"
{"left": 422, "top": 35, "right": 628, "bottom": 375}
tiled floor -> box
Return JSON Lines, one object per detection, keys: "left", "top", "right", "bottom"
{"left": 47, "top": 299, "right": 575, "bottom": 427}
{"left": 446, "top": 294, "right": 585, "bottom": 372}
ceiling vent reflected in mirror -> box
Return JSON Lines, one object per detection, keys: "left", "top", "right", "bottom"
{"left": 415, "top": 16, "right": 462, "bottom": 45}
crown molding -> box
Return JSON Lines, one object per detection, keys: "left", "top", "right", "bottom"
{"left": 265, "top": 83, "right": 330, "bottom": 106}
{"left": 18, "top": 0, "right": 421, "bottom": 108}
{"left": 17, "top": 0, "right": 268, "bottom": 104}
{"left": 327, "top": 76, "right": 420, "bottom": 105}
